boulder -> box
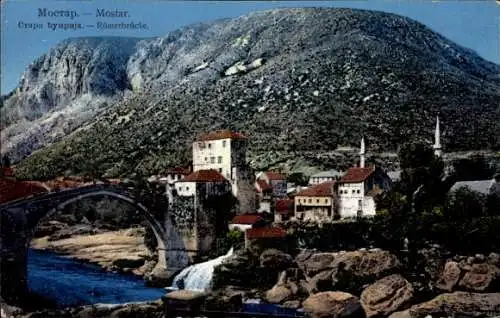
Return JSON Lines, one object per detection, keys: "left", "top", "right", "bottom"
{"left": 203, "top": 286, "right": 245, "bottom": 312}
{"left": 265, "top": 283, "right": 297, "bottom": 304}
{"left": 17, "top": 301, "right": 163, "bottom": 318}
{"left": 302, "top": 291, "right": 365, "bottom": 318}
{"left": 360, "top": 274, "right": 414, "bottom": 318}
{"left": 436, "top": 261, "right": 462, "bottom": 292}
{"left": 303, "top": 253, "right": 336, "bottom": 277}
{"left": 309, "top": 269, "right": 335, "bottom": 293}
{"left": 259, "top": 249, "right": 293, "bottom": 270}
{"left": 295, "top": 248, "right": 316, "bottom": 273}
{"left": 389, "top": 292, "right": 500, "bottom": 318}
{"left": 436, "top": 258, "right": 500, "bottom": 292}
{"left": 330, "top": 250, "right": 401, "bottom": 294}
{"left": 458, "top": 263, "right": 500, "bottom": 292}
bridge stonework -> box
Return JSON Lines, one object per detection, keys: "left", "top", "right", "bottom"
{"left": 0, "top": 184, "right": 216, "bottom": 306}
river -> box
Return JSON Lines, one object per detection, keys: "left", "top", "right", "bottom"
{"left": 27, "top": 248, "right": 165, "bottom": 307}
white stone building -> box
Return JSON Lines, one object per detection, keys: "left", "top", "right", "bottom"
{"left": 309, "top": 170, "right": 344, "bottom": 185}
{"left": 192, "top": 130, "right": 256, "bottom": 213}
{"left": 337, "top": 138, "right": 392, "bottom": 218}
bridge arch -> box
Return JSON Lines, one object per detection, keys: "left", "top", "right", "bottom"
{"left": 1, "top": 184, "right": 191, "bottom": 305}
{"left": 26, "top": 190, "right": 168, "bottom": 270}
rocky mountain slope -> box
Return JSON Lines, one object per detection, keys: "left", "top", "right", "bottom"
{"left": 1, "top": 37, "right": 141, "bottom": 161}
{"left": 2, "top": 8, "right": 499, "bottom": 179}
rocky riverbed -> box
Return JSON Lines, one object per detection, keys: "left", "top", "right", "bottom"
{"left": 207, "top": 246, "right": 500, "bottom": 318}
{"left": 30, "top": 222, "right": 157, "bottom": 278}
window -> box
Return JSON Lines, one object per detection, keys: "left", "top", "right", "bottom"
{"left": 358, "top": 200, "right": 362, "bottom": 207}
{"left": 222, "top": 140, "right": 227, "bottom": 147}
{"left": 210, "top": 157, "right": 215, "bottom": 163}
{"left": 219, "top": 168, "right": 222, "bottom": 173}
{"left": 204, "top": 157, "right": 208, "bottom": 162}
{"left": 208, "top": 143, "right": 212, "bottom": 149}
{"left": 325, "top": 199, "right": 328, "bottom": 204}
{"left": 308, "top": 199, "right": 312, "bottom": 203}
{"left": 186, "top": 187, "right": 189, "bottom": 191}
{"left": 352, "top": 190, "right": 356, "bottom": 194}
{"left": 357, "top": 190, "right": 360, "bottom": 194}
{"left": 316, "top": 199, "right": 320, "bottom": 203}
{"left": 218, "top": 156, "right": 222, "bottom": 163}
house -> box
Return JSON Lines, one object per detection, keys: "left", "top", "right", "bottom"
{"left": 257, "top": 171, "right": 287, "bottom": 198}
{"left": 244, "top": 226, "right": 287, "bottom": 249}
{"left": 174, "top": 169, "right": 230, "bottom": 197}
{"left": 294, "top": 181, "right": 336, "bottom": 222}
{"left": 163, "top": 167, "right": 191, "bottom": 185}
{"left": 192, "top": 130, "right": 255, "bottom": 213}
{"left": 274, "top": 199, "right": 294, "bottom": 223}
{"left": 309, "top": 170, "right": 343, "bottom": 185}
{"left": 337, "top": 165, "right": 392, "bottom": 218}
{"left": 229, "top": 214, "right": 265, "bottom": 232}
{"left": 255, "top": 180, "right": 272, "bottom": 213}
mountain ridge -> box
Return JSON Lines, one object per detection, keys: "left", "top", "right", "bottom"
{"left": 2, "top": 7, "right": 499, "bottom": 179}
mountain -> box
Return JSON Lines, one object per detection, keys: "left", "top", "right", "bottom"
{"left": 2, "top": 8, "right": 500, "bottom": 179}
{"left": 1, "top": 37, "right": 141, "bottom": 161}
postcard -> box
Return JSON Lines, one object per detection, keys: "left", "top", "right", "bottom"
{"left": 1, "top": 0, "right": 499, "bottom": 317}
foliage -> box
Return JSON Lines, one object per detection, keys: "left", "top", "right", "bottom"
{"left": 444, "top": 187, "right": 486, "bottom": 219}
{"left": 286, "top": 172, "right": 309, "bottom": 186}
{"left": 452, "top": 155, "right": 495, "bottom": 181}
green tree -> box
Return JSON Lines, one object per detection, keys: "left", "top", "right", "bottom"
{"left": 286, "top": 172, "right": 309, "bottom": 186}
{"left": 453, "top": 155, "right": 494, "bottom": 181}
{"left": 399, "top": 142, "right": 445, "bottom": 214}
{"left": 445, "top": 187, "right": 485, "bottom": 219}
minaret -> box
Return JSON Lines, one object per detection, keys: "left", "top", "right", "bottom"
{"left": 359, "top": 137, "right": 366, "bottom": 168}
{"left": 433, "top": 116, "right": 442, "bottom": 158}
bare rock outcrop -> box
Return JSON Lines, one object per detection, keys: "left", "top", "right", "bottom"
{"left": 360, "top": 274, "right": 414, "bottom": 318}
{"left": 389, "top": 292, "right": 500, "bottom": 318}
{"left": 302, "top": 291, "right": 365, "bottom": 318}
{"left": 436, "top": 255, "right": 500, "bottom": 292}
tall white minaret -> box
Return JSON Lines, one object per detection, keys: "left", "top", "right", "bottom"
{"left": 433, "top": 116, "right": 442, "bottom": 158}
{"left": 359, "top": 137, "right": 366, "bottom": 168}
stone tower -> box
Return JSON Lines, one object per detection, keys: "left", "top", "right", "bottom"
{"left": 359, "top": 137, "right": 366, "bottom": 168}
{"left": 433, "top": 116, "right": 443, "bottom": 158}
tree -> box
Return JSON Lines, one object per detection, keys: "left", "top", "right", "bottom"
{"left": 453, "top": 155, "right": 494, "bottom": 181}
{"left": 398, "top": 142, "right": 445, "bottom": 214}
{"left": 287, "top": 172, "right": 309, "bottom": 186}
{"left": 445, "top": 187, "right": 486, "bottom": 219}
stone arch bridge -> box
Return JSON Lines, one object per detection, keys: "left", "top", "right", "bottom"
{"left": 0, "top": 183, "right": 191, "bottom": 305}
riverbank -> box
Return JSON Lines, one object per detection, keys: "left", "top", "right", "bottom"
{"left": 30, "top": 226, "right": 157, "bottom": 278}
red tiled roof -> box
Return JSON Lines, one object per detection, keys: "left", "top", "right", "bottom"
{"left": 295, "top": 181, "right": 336, "bottom": 197}
{"left": 2, "top": 167, "right": 14, "bottom": 177}
{"left": 0, "top": 179, "right": 49, "bottom": 204}
{"left": 180, "top": 169, "right": 227, "bottom": 182}
{"left": 231, "top": 214, "right": 263, "bottom": 225}
{"left": 275, "top": 199, "right": 294, "bottom": 214}
{"left": 256, "top": 180, "right": 272, "bottom": 192}
{"left": 246, "top": 227, "right": 287, "bottom": 239}
{"left": 339, "top": 167, "right": 374, "bottom": 183}
{"left": 44, "top": 179, "right": 86, "bottom": 190}
{"left": 196, "top": 130, "right": 246, "bottom": 142}
{"left": 265, "top": 171, "right": 286, "bottom": 181}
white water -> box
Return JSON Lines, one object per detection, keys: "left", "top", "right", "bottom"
{"left": 170, "top": 247, "right": 234, "bottom": 291}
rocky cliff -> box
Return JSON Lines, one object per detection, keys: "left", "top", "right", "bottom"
{"left": 2, "top": 8, "right": 499, "bottom": 179}
{"left": 1, "top": 37, "right": 140, "bottom": 161}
